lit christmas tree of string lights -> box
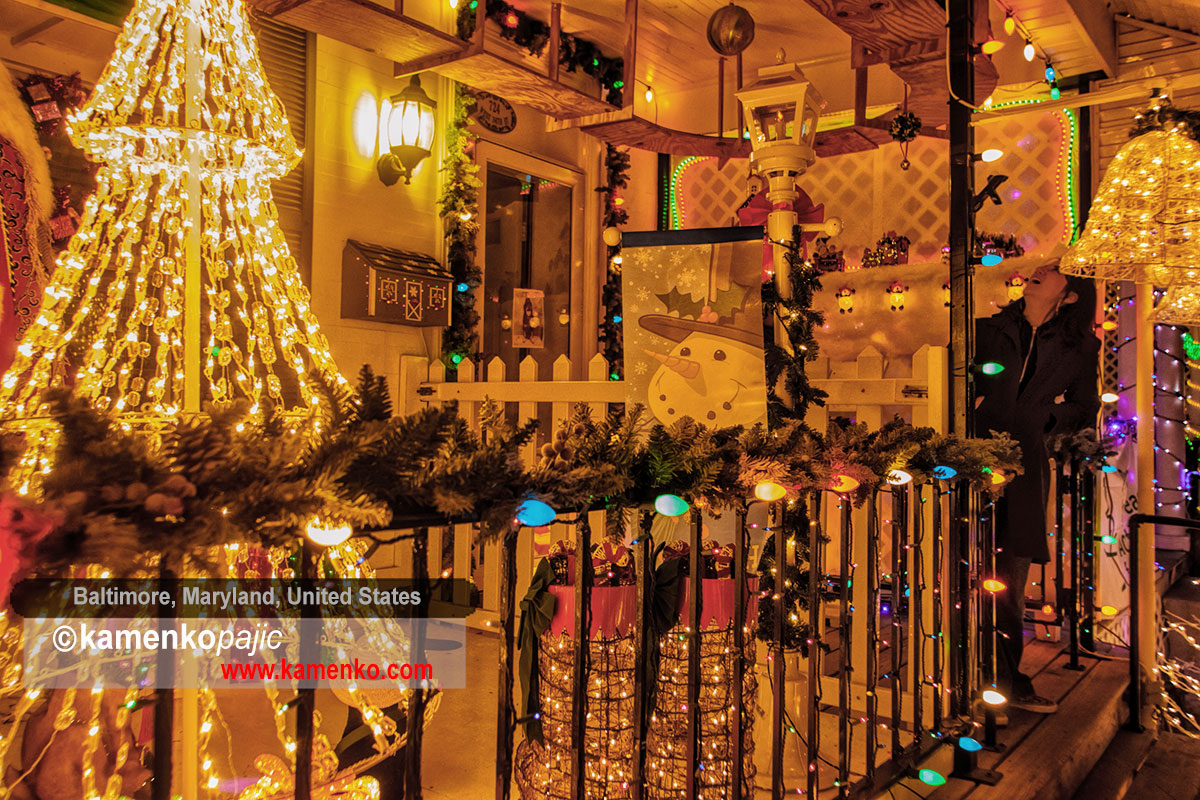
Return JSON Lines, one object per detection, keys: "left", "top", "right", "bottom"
{"left": 0, "top": 0, "right": 344, "bottom": 486}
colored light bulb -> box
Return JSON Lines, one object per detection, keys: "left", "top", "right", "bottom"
{"left": 754, "top": 481, "right": 786, "bottom": 502}
{"left": 306, "top": 519, "right": 352, "bottom": 547}
{"left": 516, "top": 499, "right": 557, "bottom": 527}
{"left": 654, "top": 494, "right": 689, "bottom": 517}
{"left": 829, "top": 474, "right": 860, "bottom": 494}
{"left": 918, "top": 769, "right": 947, "bottom": 787}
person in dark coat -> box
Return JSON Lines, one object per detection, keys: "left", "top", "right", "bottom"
{"left": 974, "top": 257, "right": 1100, "bottom": 714}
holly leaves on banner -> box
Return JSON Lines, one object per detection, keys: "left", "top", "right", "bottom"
{"left": 654, "top": 282, "right": 751, "bottom": 323}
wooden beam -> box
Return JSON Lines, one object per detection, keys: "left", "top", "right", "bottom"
{"left": 548, "top": 2, "right": 561, "bottom": 82}
{"left": 970, "top": 68, "right": 1200, "bottom": 121}
{"left": 10, "top": 16, "right": 62, "bottom": 47}
{"left": 1117, "top": 13, "right": 1200, "bottom": 47}
{"left": 854, "top": 66, "right": 867, "bottom": 127}
{"left": 7, "top": 0, "right": 118, "bottom": 32}
{"left": 622, "top": 0, "right": 637, "bottom": 109}
{"left": 851, "top": 36, "right": 941, "bottom": 69}
{"left": 1064, "top": 0, "right": 1118, "bottom": 78}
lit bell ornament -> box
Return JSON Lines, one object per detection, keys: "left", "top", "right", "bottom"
{"left": 602, "top": 227, "right": 622, "bottom": 247}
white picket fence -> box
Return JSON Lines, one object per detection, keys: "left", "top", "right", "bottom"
{"left": 385, "top": 345, "right": 949, "bottom": 629}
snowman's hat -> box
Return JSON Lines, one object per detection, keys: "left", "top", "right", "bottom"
{"left": 638, "top": 313, "right": 761, "bottom": 347}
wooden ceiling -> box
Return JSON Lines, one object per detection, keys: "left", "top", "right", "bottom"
{"left": 5, "top": 0, "right": 1200, "bottom": 137}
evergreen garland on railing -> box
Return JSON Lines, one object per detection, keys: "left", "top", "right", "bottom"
{"left": 456, "top": 0, "right": 625, "bottom": 106}
{"left": 598, "top": 144, "right": 630, "bottom": 380}
{"left": 439, "top": 86, "right": 482, "bottom": 370}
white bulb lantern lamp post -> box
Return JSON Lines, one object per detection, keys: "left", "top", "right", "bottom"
{"left": 736, "top": 60, "right": 838, "bottom": 291}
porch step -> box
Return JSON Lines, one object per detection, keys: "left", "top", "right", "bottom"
{"left": 927, "top": 648, "right": 1129, "bottom": 800}
{"left": 1069, "top": 726, "right": 1157, "bottom": 800}
{"left": 1122, "top": 731, "right": 1200, "bottom": 800}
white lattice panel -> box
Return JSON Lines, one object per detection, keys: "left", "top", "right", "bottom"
{"left": 671, "top": 109, "right": 1068, "bottom": 266}
{"left": 874, "top": 138, "right": 949, "bottom": 263}
{"left": 674, "top": 158, "right": 750, "bottom": 228}
{"left": 799, "top": 147, "right": 881, "bottom": 264}
{"left": 975, "top": 110, "right": 1066, "bottom": 254}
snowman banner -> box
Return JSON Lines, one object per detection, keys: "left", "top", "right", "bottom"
{"left": 621, "top": 230, "right": 769, "bottom": 428}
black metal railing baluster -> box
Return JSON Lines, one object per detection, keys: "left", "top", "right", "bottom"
{"left": 1067, "top": 460, "right": 1083, "bottom": 671}
{"left": 631, "top": 511, "right": 653, "bottom": 800}
{"left": 911, "top": 484, "right": 924, "bottom": 746}
{"left": 890, "top": 486, "right": 906, "bottom": 759}
{"left": 686, "top": 509, "right": 703, "bottom": 800}
{"left": 838, "top": 498, "right": 852, "bottom": 798}
{"left": 1081, "top": 466, "right": 1096, "bottom": 652}
{"left": 771, "top": 501, "right": 786, "bottom": 799}
{"left": 570, "top": 516, "right": 593, "bottom": 800}
{"left": 494, "top": 526, "right": 518, "bottom": 800}
{"left": 406, "top": 527, "right": 430, "bottom": 800}
{"left": 731, "top": 507, "right": 747, "bottom": 800}
{"left": 865, "top": 492, "right": 880, "bottom": 783}
{"left": 931, "top": 482, "right": 944, "bottom": 731}
{"left": 807, "top": 492, "right": 823, "bottom": 799}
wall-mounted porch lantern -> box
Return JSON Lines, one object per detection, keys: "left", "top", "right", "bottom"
{"left": 378, "top": 75, "right": 437, "bottom": 186}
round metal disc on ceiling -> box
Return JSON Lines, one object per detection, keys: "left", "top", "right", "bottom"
{"left": 707, "top": 3, "right": 755, "bottom": 57}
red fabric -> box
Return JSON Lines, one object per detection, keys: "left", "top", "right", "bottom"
{"left": 0, "top": 138, "right": 43, "bottom": 375}
{"left": 546, "top": 578, "right": 761, "bottom": 638}
{"left": 736, "top": 188, "right": 825, "bottom": 277}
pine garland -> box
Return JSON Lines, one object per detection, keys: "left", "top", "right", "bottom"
{"left": 1, "top": 379, "right": 1037, "bottom": 590}
{"left": 598, "top": 144, "right": 630, "bottom": 380}
{"left": 439, "top": 86, "right": 482, "bottom": 370}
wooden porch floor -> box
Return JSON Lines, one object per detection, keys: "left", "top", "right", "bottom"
{"left": 914, "top": 636, "right": 1130, "bottom": 800}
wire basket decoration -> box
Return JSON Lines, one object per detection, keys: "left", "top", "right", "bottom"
{"left": 644, "top": 541, "right": 758, "bottom": 799}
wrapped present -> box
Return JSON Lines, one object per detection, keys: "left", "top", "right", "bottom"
{"left": 546, "top": 539, "right": 636, "bottom": 586}
{"left": 657, "top": 538, "right": 731, "bottom": 578}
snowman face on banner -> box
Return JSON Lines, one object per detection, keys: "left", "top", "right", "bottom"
{"left": 647, "top": 332, "right": 767, "bottom": 427}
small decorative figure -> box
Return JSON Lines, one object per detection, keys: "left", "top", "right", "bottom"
{"left": 835, "top": 286, "right": 855, "bottom": 314}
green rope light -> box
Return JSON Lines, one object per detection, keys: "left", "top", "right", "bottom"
{"left": 1183, "top": 331, "right": 1200, "bottom": 360}
{"left": 669, "top": 155, "right": 705, "bottom": 230}
{"left": 1062, "top": 107, "right": 1080, "bottom": 243}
